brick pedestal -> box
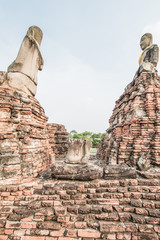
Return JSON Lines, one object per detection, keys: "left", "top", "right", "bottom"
{"left": 0, "top": 87, "right": 55, "bottom": 183}
{"left": 98, "top": 72, "right": 160, "bottom": 167}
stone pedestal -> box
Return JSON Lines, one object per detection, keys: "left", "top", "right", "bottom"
{"left": 0, "top": 86, "right": 55, "bottom": 182}
{"left": 41, "top": 139, "right": 103, "bottom": 181}
{"left": 104, "top": 164, "right": 137, "bottom": 179}
{"left": 98, "top": 72, "right": 160, "bottom": 169}
{"left": 42, "top": 159, "right": 103, "bottom": 181}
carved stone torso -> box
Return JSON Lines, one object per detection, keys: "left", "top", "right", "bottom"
{"left": 65, "top": 139, "right": 90, "bottom": 164}
{"left": 140, "top": 44, "right": 159, "bottom": 68}
{"left": 1, "top": 26, "right": 43, "bottom": 97}
{"left": 8, "top": 35, "right": 43, "bottom": 85}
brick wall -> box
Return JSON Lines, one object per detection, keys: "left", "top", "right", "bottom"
{"left": 47, "top": 123, "right": 68, "bottom": 158}
{"left": 0, "top": 178, "right": 160, "bottom": 239}
{"left": 0, "top": 87, "right": 55, "bottom": 183}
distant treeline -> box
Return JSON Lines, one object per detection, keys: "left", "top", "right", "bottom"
{"left": 69, "top": 130, "right": 106, "bottom": 148}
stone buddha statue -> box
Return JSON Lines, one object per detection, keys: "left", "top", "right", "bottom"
{"left": 2, "top": 25, "right": 44, "bottom": 96}
{"left": 134, "top": 33, "right": 159, "bottom": 80}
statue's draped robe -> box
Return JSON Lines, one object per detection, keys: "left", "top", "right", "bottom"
{"left": 139, "top": 44, "right": 159, "bottom": 73}
{"left": 8, "top": 35, "right": 43, "bottom": 86}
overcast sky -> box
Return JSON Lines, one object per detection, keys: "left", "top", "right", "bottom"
{"left": 0, "top": 0, "right": 160, "bottom": 133}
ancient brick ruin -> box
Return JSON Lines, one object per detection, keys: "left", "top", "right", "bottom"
{"left": 0, "top": 28, "right": 160, "bottom": 239}
{"left": 0, "top": 84, "right": 55, "bottom": 183}
{"left": 0, "top": 74, "right": 160, "bottom": 240}
{"left": 97, "top": 72, "right": 160, "bottom": 170}
{"left": 99, "top": 73, "right": 160, "bottom": 172}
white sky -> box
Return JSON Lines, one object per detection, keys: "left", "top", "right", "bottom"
{"left": 0, "top": 0, "right": 160, "bottom": 133}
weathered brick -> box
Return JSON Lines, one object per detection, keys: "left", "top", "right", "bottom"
{"left": 21, "top": 216, "right": 33, "bottom": 222}
{"left": 78, "top": 206, "right": 91, "bottom": 214}
{"left": 131, "top": 199, "right": 142, "bottom": 207}
{"left": 57, "top": 216, "right": 70, "bottom": 223}
{"left": 75, "top": 222, "right": 87, "bottom": 229}
{"left": 0, "top": 236, "right": 8, "bottom": 240}
{"left": 154, "top": 226, "right": 160, "bottom": 233}
{"left": 8, "top": 214, "right": 21, "bottom": 221}
{"left": 148, "top": 209, "right": 160, "bottom": 218}
{"left": 4, "top": 229, "right": 13, "bottom": 235}
{"left": 135, "top": 207, "right": 148, "bottom": 215}
{"left": 139, "top": 224, "right": 154, "bottom": 233}
{"left": 21, "top": 222, "right": 37, "bottom": 229}
{"left": 132, "top": 233, "right": 159, "bottom": 240}
{"left": 34, "top": 229, "right": 49, "bottom": 236}
{"left": 100, "top": 222, "right": 125, "bottom": 232}
{"left": 145, "top": 216, "right": 160, "bottom": 225}
{"left": 78, "top": 229, "right": 101, "bottom": 238}
{"left": 55, "top": 206, "right": 67, "bottom": 216}
{"left": 37, "top": 221, "right": 61, "bottom": 230}
{"left": 65, "top": 229, "right": 77, "bottom": 237}
{"left": 62, "top": 200, "right": 74, "bottom": 206}
{"left": 28, "top": 201, "right": 41, "bottom": 209}
{"left": 22, "top": 237, "right": 45, "bottom": 240}
{"left": 50, "top": 229, "right": 64, "bottom": 237}
{"left": 67, "top": 206, "right": 78, "bottom": 214}
{"left": 119, "top": 212, "right": 131, "bottom": 221}
{"left": 5, "top": 221, "right": 21, "bottom": 229}
{"left": 102, "top": 205, "right": 113, "bottom": 213}
{"left": 41, "top": 201, "right": 53, "bottom": 207}
{"left": 117, "top": 233, "right": 131, "bottom": 239}
{"left": 14, "top": 230, "right": 26, "bottom": 236}
{"left": 125, "top": 223, "right": 138, "bottom": 232}
{"left": 132, "top": 214, "right": 146, "bottom": 224}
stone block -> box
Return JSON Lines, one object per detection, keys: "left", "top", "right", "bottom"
{"left": 42, "top": 162, "right": 103, "bottom": 181}
{"left": 104, "top": 164, "right": 137, "bottom": 179}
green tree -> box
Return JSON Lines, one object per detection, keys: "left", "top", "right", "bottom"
{"left": 69, "top": 130, "right": 106, "bottom": 148}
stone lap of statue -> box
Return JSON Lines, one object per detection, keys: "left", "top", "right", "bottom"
{"left": 65, "top": 139, "right": 90, "bottom": 164}
{"left": 134, "top": 33, "right": 159, "bottom": 80}
{"left": 2, "top": 25, "right": 43, "bottom": 96}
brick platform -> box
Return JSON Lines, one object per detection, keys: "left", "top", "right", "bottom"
{"left": 0, "top": 178, "right": 160, "bottom": 239}
{"left": 98, "top": 72, "right": 160, "bottom": 167}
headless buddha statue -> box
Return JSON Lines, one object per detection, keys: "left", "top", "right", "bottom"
{"left": 2, "top": 25, "right": 44, "bottom": 96}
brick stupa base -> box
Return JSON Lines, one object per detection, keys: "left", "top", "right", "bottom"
{"left": 0, "top": 87, "right": 55, "bottom": 184}
{"left": 98, "top": 72, "right": 160, "bottom": 168}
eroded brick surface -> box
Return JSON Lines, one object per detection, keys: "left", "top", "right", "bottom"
{"left": 47, "top": 123, "right": 68, "bottom": 158}
{"left": 0, "top": 87, "right": 55, "bottom": 182}
{"left": 0, "top": 178, "right": 160, "bottom": 239}
{"left": 97, "top": 72, "right": 160, "bottom": 167}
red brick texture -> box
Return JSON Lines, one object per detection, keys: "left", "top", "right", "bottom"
{"left": 0, "top": 178, "right": 160, "bottom": 239}
{"left": 47, "top": 123, "right": 68, "bottom": 158}
{"left": 0, "top": 87, "right": 55, "bottom": 183}
{"left": 97, "top": 72, "right": 160, "bottom": 167}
